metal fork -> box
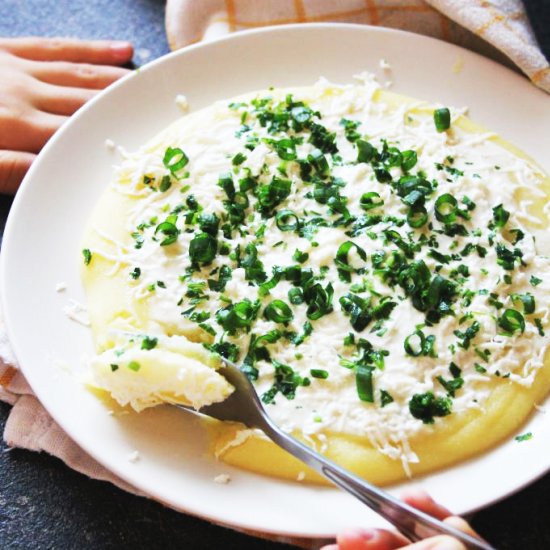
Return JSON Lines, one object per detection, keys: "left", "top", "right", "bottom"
{"left": 179, "top": 359, "right": 495, "bottom": 549}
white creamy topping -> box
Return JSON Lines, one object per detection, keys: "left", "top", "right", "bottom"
{"left": 89, "top": 78, "right": 550, "bottom": 466}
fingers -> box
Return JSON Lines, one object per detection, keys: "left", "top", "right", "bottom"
{"left": 400, "top": 490, "right": 452, "bottom": 521}
{"left": 0, "top": 150, "right": 36, "bottom": 194}
{"left": 402, "top": 535, "right": 466, "bottom": 550}
{"left": 443, "top": 516, "right": 479, "bottom": 540}
{"left": 401, "top": 489, "right": 481, "bottom": 547}
{"left": 320, "top": 491, "right": 483, "bottom": 550}
{"left": 335, "top": 528, "right": 410, "bottom": 550}
{"left": 33, "top": 82, "right": 96, "bottom": 116}
{"left": 27, "top": 60, "right": 131, "bottom": 89}
{"left": 0, "top": 37, "right": 133, "bottom": 65}
{"left": 0, "top": 108, "right": 67, "bottom": 153}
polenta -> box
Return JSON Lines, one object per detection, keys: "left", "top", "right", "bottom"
{"left": 81, "top": 76, "right": 550, "bottom": 485}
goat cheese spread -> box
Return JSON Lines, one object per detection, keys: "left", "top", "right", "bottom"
{"left": 82, "top": 76, "right": 550, "bottom": 481}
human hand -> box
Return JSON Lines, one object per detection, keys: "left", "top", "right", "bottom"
{"left": 0, "top": 36, "right": 133, "bottom": 194}
{"left": 320, "top": 490, "right": 481, "bottom": 550}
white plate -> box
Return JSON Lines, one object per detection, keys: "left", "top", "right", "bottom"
{"left": 2, "top": 24, "right": 550, "bottom": 539}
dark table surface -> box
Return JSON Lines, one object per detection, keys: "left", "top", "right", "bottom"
{"left": 1, "top": 1, "right": 550, "bottom": 549}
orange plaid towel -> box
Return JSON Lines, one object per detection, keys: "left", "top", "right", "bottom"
{"left": 165, "top": 0, "right": 550, "bottom": 93}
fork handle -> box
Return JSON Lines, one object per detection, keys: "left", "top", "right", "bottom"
{"left": 258, "top": 415, "right": 495, "bottom": 550}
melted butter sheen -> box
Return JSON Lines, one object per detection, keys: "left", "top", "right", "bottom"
{"left": 84, "top": 77, "right": 550, "bottom": 473}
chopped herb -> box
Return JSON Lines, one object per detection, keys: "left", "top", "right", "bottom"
{"left": 82, "top": 248, "right": 92, "bottom": 265}
{"left": 359, "top": 192, "right": 384, "bottom": 211}
{"left": 310, "top": 369, "right": 329, "bottom": 379}
{"left": 255, "top": 177, "right": 292, "bottom": 216}
{"left": 511, "top": 293, "right": 535, "bottom": 314}
{"left": 436, "top": 364, "right": 464, "bottom": 397}
{"left": 409, "top": 392, "right": 452, "bottom": 424}
{"left": 474, "top": 363, "right": 487, "bottom": 374}
{"left": 262, "top": 361, "right": 310, "bottom": 404}
{"left": 498, "top": 308, "right": 525, "bottom": 335}
{"left": 216, "top": 299, "right": 260, "bottom": 335}
{"left": 453, "top": 321, "right": 480, "bottom": 350}
{"left": 206, "top": 341, "right": 240, "bottom": 363}
{"left": 356, "top": 140, "right": 378, "bottom": 163}
{"left": 163, "top": 146, "right": 189, "bottom": 175}
{"left": 155, "top": 216, "right": 180, "bottom": 246}
{"left": 189, "top": 232, "right": 217, "bottom": 264}
{"left": 292, "top": 249, "right": 309, "bottom": 264}
{"left": 490, "top": 204, "right": 510, "bottom": 229}
{"left": 474, "top": 347, "right": 491, "bottom": 362}
{"left": 335, "top": 241, "right": 367, "bottom": 283}
{"left": 264, "top": 300, "right": 294, "bottom": 324}
{"left": 380, "top": 390, "right": 394, "bottom": 407}
{"left": 433, "top": 108, "right": 451, "bottom": 132}
{"left": 535, "top": 318, "right": 545, "bottom": 336}
{"left": 159, "top": 175, "right": 172, "bottom": 192}
{"left": 232, "top": 152, "right": 247, "bottom": 166}
{"left": 141, "top": 336, "right": 158, "bottom": 350}
{"left": 127, "top": 361, "right": 141, "bottom": 372}
{"left": 404, "top": 329, "right": 436, "bottom": 357}
{"left": 130, "top": 267, "right": 141, "bottom": 280}
{"left": 401, "top": 150, "right": 418, "bottom": 171}
{"left": 515, "top": 432, "right": 533, "bottom": 442}
{"left": 495, "top": 243, "right": 522, "bottom": 271}
{"left": 241, "top": 243, "right": 267, "bottom": 283}
{"left": 356, "top": 364, "right": 374, "bottom": 403}
{"left": 275, "top": 209, "right": 301, "bottom": 232}
{"left": 303, "top": 280, "right": 334, "bottom": 321}
{"left": 208, "top": 265, "right": 232, "bottom": 292}
{"left": 434, "top": 194, "right": 458, "bottom": 224}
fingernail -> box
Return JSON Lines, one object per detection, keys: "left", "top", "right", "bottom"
{"left": 432, "top": 536, "right": 465, "bottom": 550}
{"left": 110, "top": 41, "right": 132, "bottom": 59}
{"left": 357, "top": 528, "right": 376, "bottom": 541}
{"left": 339, "top": 527, "right": 376, "bottom": 542}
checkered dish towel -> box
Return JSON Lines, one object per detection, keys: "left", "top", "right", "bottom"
{"left": 166, "top": 0, "right": 550, "bottom": 93}
{"left": 1, "top": 0, "right": 548, "bottom": 548}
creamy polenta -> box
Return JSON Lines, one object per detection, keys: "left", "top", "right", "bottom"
{"left": 82, "top": 76, "right": 550, "bottom": 485}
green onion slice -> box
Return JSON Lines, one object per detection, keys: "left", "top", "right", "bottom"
{"left": 407, "top": 204, "right": 428, "bottom": 228}
{"left": 356, "top": 364, "right": 374, "bottom": 402}
{"left": 401, "top": 150, "right": 418, "bottom": 171}
{"left": 498, "top": 308, "right": 525, "bottom": 334}
{"left": 288, "top": 287, "right": 304, "bottom": 305}
{"left": 356, "top": 140, "right": 378, "bottom": 163}
{"left": 434, "top": 108, "right": 451, "bottom": 132}
{"left": 511, "top": 293, "right": 535, "bottom": 314}
{"left": 163, "top": 147, "right": 189, "bottom": 174}
{"left": 264, "top": 300, "right": 294, "bottom": 324}
{"left": 308, "top": 148, "right": 330, "bottom": 175}
{"left": 360, "top": 192, "right": 384, "bottom": 211}
{"left": 434, "top": 193, "right": 458, "bottom": 224}
{"left": 155, "top": 220, "right": 180, "bottom": 246}
{"left": 275, "top": 209, "right": 301, "bottom": 232}
{"left": 82, "top": 248, "right": 92, "bottom": 265}
{"left": 335, "top": 241, "right": 367, "bottom": 282}
{"left": 310, "top": 369, "right": 329, "bottom": 379}
{"left": 273, "top": 138, "right": 297, "bottom": 160}
{"left": 189, "top": 232, "right": 217, "bottom": 264}
{"left": 404, "top": 330, "right": 425, "bottom": 357}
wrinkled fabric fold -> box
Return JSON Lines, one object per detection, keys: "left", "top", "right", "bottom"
{"left": 165, "top": 0, "right": 550, "bottom": 93}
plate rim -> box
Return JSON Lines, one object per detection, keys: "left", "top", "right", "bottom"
{"left": 2, "top": 22, "right": 550, "bottom": 539}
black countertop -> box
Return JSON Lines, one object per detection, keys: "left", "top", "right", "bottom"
{"left": 1, "top": 1, "right": 549, "bottom": 548}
